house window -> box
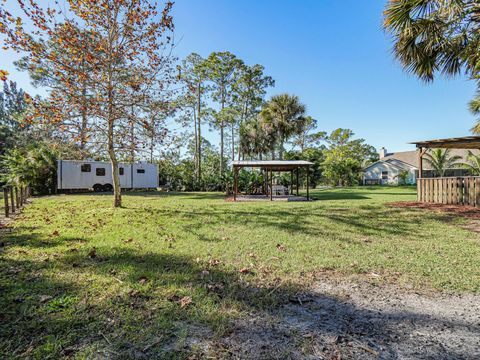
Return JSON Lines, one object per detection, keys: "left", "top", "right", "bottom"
{"left": 96, "top": 168, "right": 106, "bottom": 176}
{"left": 81, "top": 164, "right": 91, "bottom": 173}
{"left": 137, "top": 169, "right": 145, "bottom": 174}
{"left": 381, "top": 171, "right": 388, "bottom": 180}
{"left": 119, "top": 167, "right": 124, "bottom": 176}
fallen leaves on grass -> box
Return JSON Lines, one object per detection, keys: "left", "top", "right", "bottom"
{"left": 239, "top": 267, "right": 253, "bottom": 274}
{"left": 51, "top": 230, "right": 59, "bottom": 237}
{"left": 167, "top": 294, "right": 193, "bottom": 308}
{"left": 276, "top": 243, "right": 287, "bottom": 252}
{"left": 208, "top": 259, "right": 220, "bottom": 267}
{"left": 206, "top": 282, "right": 225, "bottom": 293}
{"left": 179, "top": 296, "right": 192, "bottom": 308}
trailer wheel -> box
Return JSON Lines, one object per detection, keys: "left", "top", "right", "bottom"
{"left": 103, "top": 184, "right": 113, "bottom": 192}
{"left": 93, "top": 184, "right": 103, "bottom": 192}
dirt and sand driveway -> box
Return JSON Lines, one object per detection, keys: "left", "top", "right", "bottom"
{"left": 196, "top": 276, "right": 480, "bottom": 359}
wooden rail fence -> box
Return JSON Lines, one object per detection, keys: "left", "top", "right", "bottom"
{"left": 417, "top": 177, "right": 480, "bottom": 206}
{"left": 2, "top": 185, "right": 31, "bottom": 218}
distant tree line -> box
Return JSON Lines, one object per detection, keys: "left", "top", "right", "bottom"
{"left": 0, "top": 0, "right": 381, "bottom": 202}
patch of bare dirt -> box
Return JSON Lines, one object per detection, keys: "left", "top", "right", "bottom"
{"left": 388, "top": 201, "right": 480, "bottom": 233}
{"left": 388, "top": 201, "right": 480, "bottom": 219}
{"left": 196, "top": 277, "right": 480, "bottom": 359}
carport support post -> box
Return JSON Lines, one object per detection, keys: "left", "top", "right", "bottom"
{"left": 418, "top": 146, "right": 424, "bottom": 180}
{"left": 270, "top": 169, "right": 273, "bottom": 201}
{"left": 296, "top": 168, "right": 299, "bottom": 196}
{"left": 290, "top": 170, "right": 294, "bottom": 195}
{"left": 233, "top": 166, "right": 237, "bottom": 202}
{"left": 417, "top": 146, "right": 426, "bottom": 202}
{"left": 306, "top": 166, "right": 310, "bottom": 201}
{"left": 264, "top": 169, "right": 268, "bottom": 196}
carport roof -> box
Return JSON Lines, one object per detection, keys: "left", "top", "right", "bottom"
{"left": 410, "top": 136, "right": 480, "bottom": 149}
{"left": 232, "top": 160, "right": 313, "bottom": 171}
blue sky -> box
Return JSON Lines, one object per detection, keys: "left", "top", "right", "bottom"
{"left": 1, "top": 0, "right": 477, "bottom": 152}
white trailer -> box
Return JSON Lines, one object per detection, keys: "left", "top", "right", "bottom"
{"left": 57, "top": 160, "right": 158, "bottom": 192}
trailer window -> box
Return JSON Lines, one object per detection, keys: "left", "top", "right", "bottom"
{"left": 96, "top": 168, "right": 106, "bottom": 176}
{"left": 81, "top": 164, "right": 91, "bottom": 173}
{"left": 137, "top": 169, "right": 145, "bottom": 174}
{"left": 119, "top": 167, "right": 124, "bottom": 175}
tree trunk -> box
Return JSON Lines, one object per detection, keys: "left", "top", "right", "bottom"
{"left": 196, "top": 81, "right": 202, "bottom": 180}
{"left": 220, "top": 122, "right": 224, "bottom": 173}
{"left": 220, "top": 91, "right": 225, "bottom": 176}
{"left": 130, "top": 120, "right": 135, "bottom": 163}
{"left": 193, "top": 105, "right": 198, "bottom": 179}
{"left": 231, "top": 122, "right": 235, "bottom": 162}
{"left": 108, "top": 117, "right": 121, "bottom": 207}
{"left": 149, "top": 116, "right": 154, "bottom": 163}
{"left": 80, "top": 83, "right": 88, "bottom": 155}
{"left": 106, "top": 4, "right": 121, "bottom": 208}
{"left": 238, "top": 101, "right": 247, "bottom": 161}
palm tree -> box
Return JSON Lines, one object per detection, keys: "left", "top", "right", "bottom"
{"left": 239, "top": 117, "right": 274, "bottom": 160}
{"left": 383, "top": 1, "right": 480, "bottom": 132}
{"left": 423, "top": 149, "right": 462, "bottom": 177}
{"left": 259, "top": 94, "right": 306, "bottom": 159}
{"left": 463, "top": 151, "right": 480, "bottom": 175}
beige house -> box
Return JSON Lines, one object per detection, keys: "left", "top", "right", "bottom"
{"left": 363, "top": 147, "right": 474, "bottom": 185}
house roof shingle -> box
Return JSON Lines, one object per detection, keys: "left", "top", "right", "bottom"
{"left": 382, "top": 149, "right": 479, "bottom": 170}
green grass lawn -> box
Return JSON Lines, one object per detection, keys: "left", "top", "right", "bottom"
{"left": 1, "top": 187, "right": 479, "bottom": 358}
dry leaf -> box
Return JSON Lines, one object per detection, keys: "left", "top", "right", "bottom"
{"left": 179, "top": 296, "right": 192, "bottom": 308}
{"left": 208, "top": 259, "right": 220, "bottom": 267}
{"left": 276, "top": 243, "right": 287, "bottom": 252}
{"left": 239, "top": 267, "right": 252, "bottom": 274}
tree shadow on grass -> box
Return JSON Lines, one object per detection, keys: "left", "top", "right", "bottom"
{"left": 124, "top": 191, "right": 225, "bottom": 201}
{"left": 154, "top": 203, "right": 456, "bottom": 240}
{"left": 1, "top": 228, "right": 478, "bottom": 359}
{"left": 310, "top": 189, "right": 416, "bottom": 201}
{"left": 310, "top": 190, "right": 371, "bottom": 201}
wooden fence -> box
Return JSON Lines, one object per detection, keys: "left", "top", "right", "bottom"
{"left": 2, "top": 185, "right": 31, "bottom": 218}
{"left": 417, "top": 177, "right": 480, "bottom": 206}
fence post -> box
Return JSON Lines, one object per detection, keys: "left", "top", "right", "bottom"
{"left": 3, "top": 187, "right": 9, "bottom": 218}
{"left": 10, "top": 186, "right": 15, "bottom": 213}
